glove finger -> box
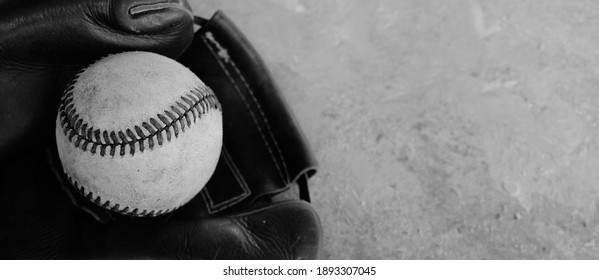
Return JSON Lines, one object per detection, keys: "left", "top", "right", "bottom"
{"left": 81, "top": 201, "right": 323, "bottom": 259}
{"left": 112, "top": 0, "right": 193, "bottom": 35}
{"left": 97, "top": 0, "right": 195, "bottom": 58}
{"left": 0, "top": 0, "right": 194, "bottom": 160}
{"left": 0, "top": 0, "right": 194, "bottom": 66}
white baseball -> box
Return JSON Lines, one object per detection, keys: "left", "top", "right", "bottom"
{"left": 55, "top": 51, "right": 223, "bottom": 217}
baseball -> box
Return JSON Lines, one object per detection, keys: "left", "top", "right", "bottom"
{"left": 55, "top": 51, "right": 223, "bottom": 217}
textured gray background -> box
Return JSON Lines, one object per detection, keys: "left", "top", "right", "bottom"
{"left": 190, "top": 0, "right": 599, "bottom": 259}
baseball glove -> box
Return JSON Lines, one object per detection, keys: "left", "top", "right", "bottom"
{"left": 0, "top": 1, "right": 321, "bottom": 260}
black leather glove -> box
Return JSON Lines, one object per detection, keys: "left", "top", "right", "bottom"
{"left": 0, "top": 0, "right": 195, "bottom": 160}
{"left": 0, "top": 0, "right": 321, "bottom": 259}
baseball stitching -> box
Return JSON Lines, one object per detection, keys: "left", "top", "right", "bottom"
{"left": 67, "top": 175, "right": 175, "bottom": 217}
{"left": 58, "top": 77, "right": 221, "bottom": 157}
{"left": 58, "top": 71, "right": 221, "bottom": 217}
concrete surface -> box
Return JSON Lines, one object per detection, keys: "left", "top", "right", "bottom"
{"left": 190, "top": 0, "right": 599, "bottom": 259}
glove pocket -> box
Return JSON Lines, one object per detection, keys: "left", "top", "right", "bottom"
{"left": 179, "top": 11, "right": 318, "bottom": 215}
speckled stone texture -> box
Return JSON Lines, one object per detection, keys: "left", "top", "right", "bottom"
{"left": 190, "top": 0, "right": 599, "bottom": 259}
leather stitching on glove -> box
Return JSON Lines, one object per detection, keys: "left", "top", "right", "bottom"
{"left": 200, "top": 147, "right": 250, "bottom": 212}
{"left": 201, "top": 32, "right": 290, "bottom": 183}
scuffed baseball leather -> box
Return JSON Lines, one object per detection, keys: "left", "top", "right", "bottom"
{"left": 0, "top": 0, "right": 195, "bottom": 161}
{"left": 0, "top": 0, "right": 322, "bottom": 259}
